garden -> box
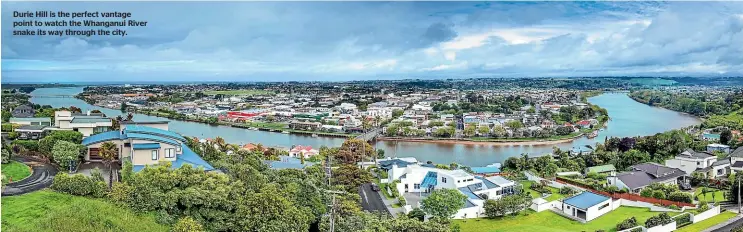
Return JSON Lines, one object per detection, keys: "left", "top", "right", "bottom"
{"left": 1, "top": 160, "right": 32, "bottom": 185}
{"left": 454, "top": 206, "right": 680, "bottom": 232}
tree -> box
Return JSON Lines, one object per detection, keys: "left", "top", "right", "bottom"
{"left": 555, "top": 126, "right": 573, "bottom": 136}
{"left": 120, "top": 102, "right": 128, "bottom": 112}
{"left": 477, "top": 126, "right": 490, "bottom": 136}
{"left": 1, "top": 110, "right": 10, "bottom": 123}
{"left": 332, "top": 164, "right": 372, "bottom": 192}
{"left": 421, "top": 188, "right": 467, "bottom": 221}
{"left": 52, "top": 141, "right": 81, "bottom": 170}
{"left": 721, "top": 129, "right": 733, "bottom": 145}
{"left": 505, "top": 120, "right": 523, "bottom": 130}
{"left": 392, "top": 109, "right": 404, "bottom": 118}
{"left": 173, "top": 217, "right": 205, "bottom": 232}
{"left": 336, "top": 139, "right": 375, "bottom": 164}
{"left": 377, "top": 149, "right": 385, "bottom": 159}
{"left": 99, "top": 141, "right": 117, "bottom": 188}
{"left": 463, "top": 125, "right": 476, "bottom": 137}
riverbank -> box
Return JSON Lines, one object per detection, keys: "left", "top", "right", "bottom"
{"left": 377, "top": 134, "right": 583, "bottom": 146}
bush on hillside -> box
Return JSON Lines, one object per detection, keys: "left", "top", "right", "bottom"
{"left": 51, "top": 173, "right": 107, "bottom": 198}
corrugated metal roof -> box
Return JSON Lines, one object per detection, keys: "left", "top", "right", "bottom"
{"left": 126, "top": 133, "right": 180, "bottom": 146}
{"left": 132, "top": 143, "right": 161, "bottom": 150}
{"left": 563, "top": 191, "right": 610, "bottom": 210}
{"left": 125, "top": 125, "right": 185, "bottom": 142}
{"left": 82, "top": 131, "right": 124, "bottom": 146}
{"left": 9, "top": 117, "right": 51, "bottom": 122}
{"left": 71, "top": 117, "right": 111, "bottom": 123}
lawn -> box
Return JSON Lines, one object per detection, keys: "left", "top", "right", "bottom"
{"left": 2, "top": 161, "right": 32, "bottom": 184}
{"left": 694, "top": 187, "right": 727, "bottom": 202}
{"left": 676, "top": 211, "right": 737, "bottom": 232}
{"left": 519, "top": 181, "right": 564, "bottom": 201}
{"left": 1, "top": 190, "right": 169, "bottom": 232}
{"left": 454, "top": 206, "right": 679, "bottom": 232}
{"left": 204, "top": 89, "right": 272, "bottom": 96}
{"left": 244, "top": 121, "right": 286, "bottom": 130}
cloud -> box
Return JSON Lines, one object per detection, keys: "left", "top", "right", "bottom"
{"left": 2, "top": 2, "right": 743, "bottom": 82}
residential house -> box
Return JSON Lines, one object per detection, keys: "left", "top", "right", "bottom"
{"left": 664, "top": 149, "right": 717, "bottom": 176}
{"left": 585, "top": 164, "right": 616, "bottom": 176}
{"left": 707, "top": 144, "right": 731, "bottom": 154}
{"left": 288, "top": 145, "right": 319, "bottom": 158}
{"left": 11, "top": 105, "right": 35, "bottom": 118}
{"left": 728, "top": 147, "right": 743, "bottom": 173}
{"left": 54, "top": 111, "right": 113, "bottom": 137}
{"left": 81, "top": 123, "right": 214, "bottom": 172}
{"left": 385, "top": 159, "right": 516, "bottom": 219}
{"left": 560, "top": 191, "right": 615, "bottom": 222}
{"left": 289, "top": 120, "right": 321, "bottom": 130}
{"left": 608, "top": 163, "right": 686, "bottom": 193}
{"left": 9, "top": 117, "right": 52, "bottom": 126}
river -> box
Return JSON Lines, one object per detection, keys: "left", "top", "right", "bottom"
{"left": 30, "top": 87, "right": 702, "bottom": 166}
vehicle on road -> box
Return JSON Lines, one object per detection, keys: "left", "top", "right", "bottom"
{"left": 371, "top": 183, "right": 380, "bottom": 191}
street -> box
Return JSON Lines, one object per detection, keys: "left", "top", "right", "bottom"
{"left": 359, "top": 183, "right": 390, "bottom": 215}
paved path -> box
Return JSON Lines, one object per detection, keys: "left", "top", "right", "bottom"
{"left": 2, "top": 156, "right": 58, "bottom": 196}
{"left": 359, "top": 183, "right": 390, "bottom": 215}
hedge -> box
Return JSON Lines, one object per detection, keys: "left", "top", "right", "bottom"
{"left": 51, "top": 173, "right": 107, "bottom": 198}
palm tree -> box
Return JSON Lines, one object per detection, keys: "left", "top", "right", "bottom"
{"left": 375, "top": 115, "right": 382, "bottom": 127}
{"left": 126, "top": 113, "right": 134, "bottom": 121}
{"left": 99, "top": 141, "right": 118, "bottom": 188}
{"left": 214, "top": 137, "right": 227, "bottom": 152}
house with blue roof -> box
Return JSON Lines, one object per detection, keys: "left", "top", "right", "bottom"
{"left": 560, "top": 191, "right": 615, "bottom": 222}
{"left": 81, "top": 122, "right": 215, "bottom": 172}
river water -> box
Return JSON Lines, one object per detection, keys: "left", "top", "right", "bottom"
{"left": 30, "top": 87, "right": 701, "bottom": 166}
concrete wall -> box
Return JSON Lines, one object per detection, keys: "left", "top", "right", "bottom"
{"left": 77, "top": 127, "right": 94, "bottom": 137}
{"left": 453, "top": 206, "right": 481, "bottom": 219}
{"left": 646, "top": 221, "right": 676, "bottom": 232}
{"left": 692, "top": 205, "right": 721, "bottom": 223}
{"left": 531, "top": 200, "right": 560, "bottom": 212}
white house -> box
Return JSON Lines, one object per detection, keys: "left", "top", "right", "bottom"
{"left": 560, "top": 191, "right": 614, "bottom": 222}
{"left": 384, "top": 160, "right": 516, "bottom": 219}
{"left": 288, "top": 145, "right": 319, "bottom": 158}
{"left": 664, "top": 149, "right": 717, "bottom": 175}
{"left": 728, "top": 147, "right": 743, "bottom": 173}
{"left": 54, "top": 111, "right": 113, "bottom": 137}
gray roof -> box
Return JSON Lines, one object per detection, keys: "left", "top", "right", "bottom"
{"left": 71, "top": 117, "right": 111, "bottom": 123}
{"left": 677, "top": 149, "right": 715, "bottom": 159}
{"left": 732, "top": 147, "right": 743, "bottom": 158}
{"left": 16, "top": 125, "right": 48, "bottom": 131}
{"left": 712, "top": 159, "right": 731, "bottom": 167}
{"left": 378, "top": 159, "right": 414, "bottom": 170}
{"left": 9, "top": 117, "right": 51, "bottom": 123}
{"left": 732, "top": 161, "right": 743, "bottom": 168}
{"left": 617, "top": 163, "right": 685, "bottom": 190}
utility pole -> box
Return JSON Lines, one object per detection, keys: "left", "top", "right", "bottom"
{"left": 738, "top": 175, "right": 741, "bottom": 213}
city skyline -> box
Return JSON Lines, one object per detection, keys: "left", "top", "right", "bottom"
{"left": 3, "top": 1, "right": 743, "bottom": 82}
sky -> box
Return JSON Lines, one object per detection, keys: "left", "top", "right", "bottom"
{"left": 2, "top": 1, "right": 743, "bottom": 83}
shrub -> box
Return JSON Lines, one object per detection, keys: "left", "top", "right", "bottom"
{"left": 674, "top": 213, "right": 691, "bottom": 226}
{"left": 697, "top": 201, "right": 710, "bottom": 214}
{"left": 640, "top": 188, "right": 653, "bottom": 197}
{"left": 616, "top": 217, "right": 638, "bottom": 231}
{"left": 11, "top": 140, "right": 39, "bottom": 152}
{"left": 668, "top": 191, "right": 692, "bottom": 203}
{"left": 8, "top": 131, "right": 19, "bottom": 140}
{"left": 120, "top": 160, "right": 134, "bottom": 183}
{"left": 651, "top": 190, "right": 666, "bottom": 200}
{"left": 172, "top": 216, "right": 205, "bottom": 232}
{"left": 52, "top": 141, "right": 81, "bottom": 170}
{"left": 108, "top": 182, "right": 135, "bottom": 204}
{"left": 530, "top": 182, "right": 551, "bottom": 194}
{"left": 397, "top": 195, "right": 407, "bottom": 206}
{"left": 668, "top": 204, "right": 680, "bottom": 210}
{"left": 90, "top": 167, "right": 105, "bottom": 182}
{"left": 560, "top": 186, "right": 578, "bottom": 195}
{"left": 644, "top": 213, "right": 673, "bottom": 228}
{"left": 1, "top": 149, "right": 10, "bottom": 164}
{"left": 408, "top": 208, "right": 426, "bottom": 221}
{"left": 51, "top": 173, "right": 107, "bottom": 198}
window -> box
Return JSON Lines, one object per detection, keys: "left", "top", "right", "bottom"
{"left": 151, "top": 150, "right": 158, "bottom": 160}
{"left": 598, "top": 203, "right": 610, "bottom": 210}
{"left": 176, "top": 146, "right": 182, "bottom": 152}
{"left": 165, "top": 148, "right": 175, "bottom": 158}
{"left": 414, "top": 184, "right": 420, "bottom": 189}
{"left": 124, "top": 143, "right": 131, "bottom": 147}
{"left": 442, "top": 177, "right": 447, "bottom": 183}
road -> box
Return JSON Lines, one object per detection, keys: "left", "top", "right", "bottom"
{"left": 359, "top": 183, "right": 390, "bottom": 215}
{"left": 710, "top": 214, "right": 743, "bottom": 232}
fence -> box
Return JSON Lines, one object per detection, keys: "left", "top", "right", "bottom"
{"left": 555, "top": 177, "right": 695, "bottom": 208}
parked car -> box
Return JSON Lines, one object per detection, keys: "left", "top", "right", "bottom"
{"left": 371, "top": 183, "right": 380, "bottom": 191}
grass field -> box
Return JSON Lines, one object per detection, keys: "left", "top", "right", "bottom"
{"left": 454, "top": 206, "right": 679, "bottom": 232}
{"left": 676, "top": 211, "right": 737, "bottom": 232}
{"left": 204, "top": 89, "right": 272, "bottom": 96}
{"left": 1, "top": 190, "right": 169, "bottom": 232}
{"left": 695, "top": 187, "right": 727, "bottom": 202}
{"left": 2, "top": 161, "right": 32, "bottom": 184}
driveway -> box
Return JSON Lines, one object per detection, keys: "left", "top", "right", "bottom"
{"left": 708, "top": 214, "right": 743, "bottom": 232}
{"left": 359, "top": 183, "right": 390, "bottom": 215}
{"left": 2, "top": 156, "right": 59, "bottom": 196}
{"left": 78, "top": 162, "right": 120, "bottom": 184}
